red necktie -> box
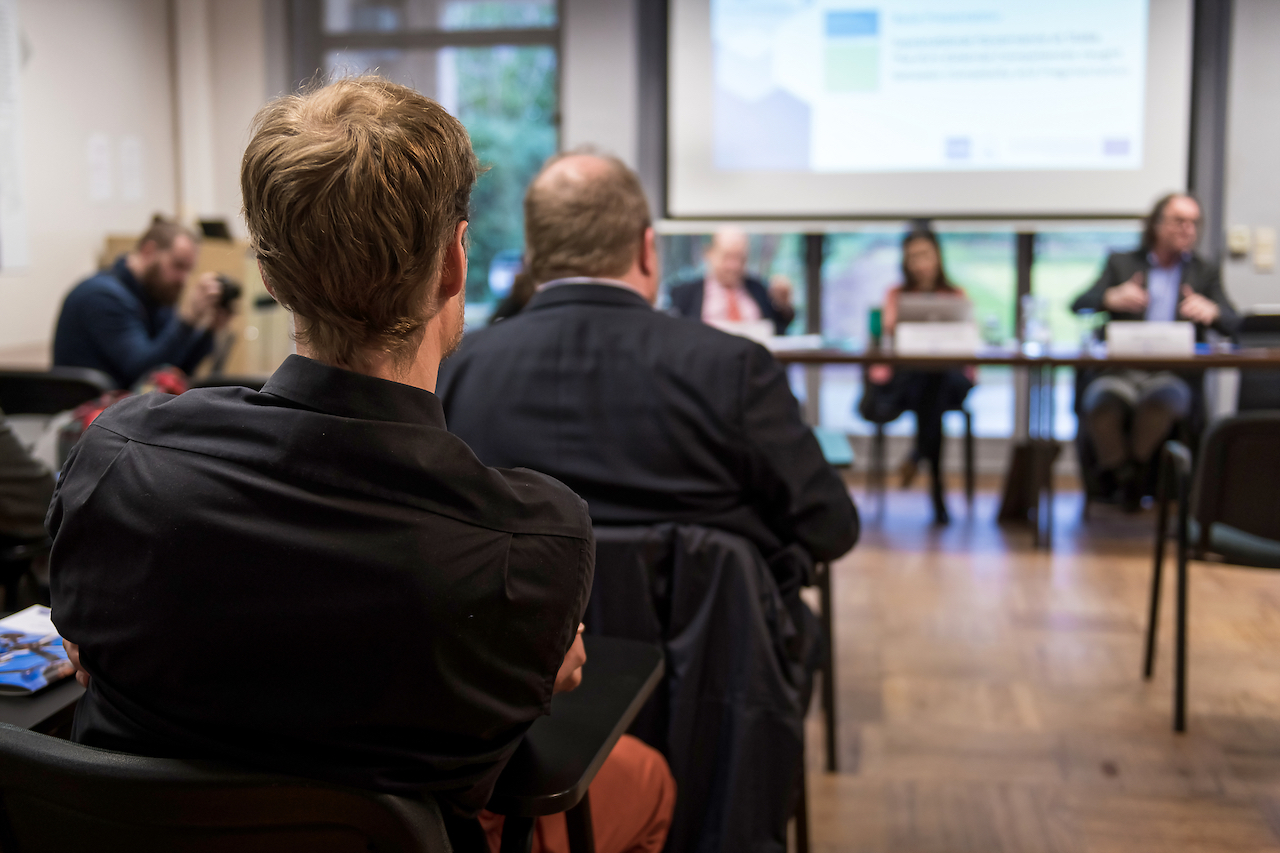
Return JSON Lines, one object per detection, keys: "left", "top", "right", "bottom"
{"left": 725, "top": 286, "right": 742, "bottom": 322}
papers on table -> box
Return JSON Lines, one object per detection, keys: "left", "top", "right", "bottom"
{"left": 1106, "top": 321, "right": 1195, "bottom": 356}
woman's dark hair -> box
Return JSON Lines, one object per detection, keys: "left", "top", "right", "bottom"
{"left": 1141, "top": 192, "right": 1197, "bottom": 252}
{"left": 900, "top": 229, "right": 957, "bottom": 292}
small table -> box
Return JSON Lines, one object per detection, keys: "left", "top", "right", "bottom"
{"left": 773, "top": 345, "right": 1280, "bottom": 547}
{"left": 0, "top": 679, "right": 84, "bottom": 735}
{"left": 488, "top": 635, "right": 664, "bottom": 853}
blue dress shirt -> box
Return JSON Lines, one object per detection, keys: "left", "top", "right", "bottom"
{"left": 1145, "top": 251, "right": 1186, "bottom": 323}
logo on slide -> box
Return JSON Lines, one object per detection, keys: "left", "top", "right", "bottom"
{"left": 825, "top": 10, "right": 879, "bottom": 93}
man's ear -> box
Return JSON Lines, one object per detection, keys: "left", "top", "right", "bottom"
{"left": 438, "top": 221, "right": 469, "bottom": 301}
{"left": 639, "top": 227, "right": 657, "bottom": 279}
{"left": 257, "top": 260, "right": 277, "bottom": 301}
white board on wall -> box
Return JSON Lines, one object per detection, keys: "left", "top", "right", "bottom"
{"left": 669, "top": 0, "right": 1194, "bottom": 219}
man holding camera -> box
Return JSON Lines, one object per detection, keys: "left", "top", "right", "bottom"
{"left": 53, "top": 218, "right": 230, "bottom": 389}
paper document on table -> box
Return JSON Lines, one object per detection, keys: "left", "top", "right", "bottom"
{"left": 1106, "top": 321, "right": 1194, "bottom": 356}
{"left": 895, "top": 322, "right": 981, "bottom": 356}
{"left": 707, "top": 319, "right": 774, "bottom": 344}
{"left": 0, "top": 605, "right": 73, "bottom": 696}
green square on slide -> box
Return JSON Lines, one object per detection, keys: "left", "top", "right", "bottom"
{"left": 825, "top": 44, "right": 879, "bottom": 92}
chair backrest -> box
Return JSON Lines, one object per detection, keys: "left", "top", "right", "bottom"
{"left": 1235, "top": 315, "right": 1280, "bottom": 411}
{"left": 1192, "top": 412, "right": 1280, "bottom": 544}
{"left": 0, "top": 369, "right": 115, "bottom": 415}
{"left": 0, "top": 724, "right": 451, "bottom": 853}
{"left": 589, "top": 524, "right": 804, "bottom": 853}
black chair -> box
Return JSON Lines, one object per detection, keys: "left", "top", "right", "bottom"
{"left": 0, "top": 536, "right": 49, "bottom": 612}
{"left": 587, "top": 524, "right": 811, "bottom": 853}
{"left": 1235, "top": 314, "right": 1280, "bottom": 411}
{"left": 866, "top": 406, "right": 976, "bottom": 510}
{"left": 0, "top": 368, "right": 114, "bottom": 415}
{"left": 811, "top": 427, "right": 851, "bottom": 774}
{"left": 1141, "top": 412, "right": 1280, "bottom": 732}
{"left": 0, "top": 722, "right": 452, "bottom": 852}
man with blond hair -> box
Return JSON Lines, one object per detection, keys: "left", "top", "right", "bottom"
{"left": 48, "top": 78, "right": 673, "bottom": 852}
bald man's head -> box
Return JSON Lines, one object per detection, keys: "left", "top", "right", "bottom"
{"left": 524, "top": 151, "right": 652, "bottom": 285}
{"left": 704, "top": 227, "right": 751, "bottom": 290}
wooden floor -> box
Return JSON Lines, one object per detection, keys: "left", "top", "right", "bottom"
{"left": 803, "top": 482, "right": 1280, "bottom": 853}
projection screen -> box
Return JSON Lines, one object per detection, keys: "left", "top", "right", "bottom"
{"left": 668, "top": 0, "right": 1194, "bottom": 219}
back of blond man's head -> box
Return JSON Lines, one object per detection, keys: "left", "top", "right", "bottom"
{"left": 241, "top": 77, "right": 479, "bottom": 367}
{"left": 523, "top": 151, "right": 651, "bottom": 284}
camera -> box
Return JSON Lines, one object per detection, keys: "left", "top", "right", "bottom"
{"left": 215, "top": 274, "right": 243, "bottom": 310}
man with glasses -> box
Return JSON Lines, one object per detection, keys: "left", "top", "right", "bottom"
{"left": 1071, "top": 193, "right": 1240, "bottom": 508}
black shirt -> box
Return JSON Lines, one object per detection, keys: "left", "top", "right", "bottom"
{"left": 438, "top": 283, "right": 858, "bottom": 575}
{"left": 47, "top": 354, "right": 594, "bottom": 814}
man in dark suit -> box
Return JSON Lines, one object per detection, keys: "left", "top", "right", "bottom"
{"left": 437, "top": 153, "right": 857, "bottom": 595}
{"left": 1071, "top": 192, "right": 1240, "bottom": 505}
{"left": 667, "top": 228, "right": 796, "bottom": 335}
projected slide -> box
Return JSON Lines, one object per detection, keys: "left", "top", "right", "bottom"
{"left": 713, "top": 0, "right": 1149, "bottom": 173}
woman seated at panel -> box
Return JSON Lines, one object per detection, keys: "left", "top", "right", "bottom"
{"left": 859, "top": 229, "right": 974, "bottom": 525}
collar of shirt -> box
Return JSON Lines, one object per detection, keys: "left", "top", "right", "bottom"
{"left": 112, "top": 255, "right": 158, "bottom": 310}
{"left": 261, "top": 354, "right": 447, "bottom": 428}
{"left": 536, "top": 276, "right": 636, "bottom": 292}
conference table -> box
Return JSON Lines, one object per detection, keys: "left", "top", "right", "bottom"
{"left": 772, "top": 342, "right": 1280, "bottom": 548}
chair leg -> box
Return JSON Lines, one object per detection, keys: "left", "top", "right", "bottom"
{"left": 793, "top": 758, "right": 810, "bottom": 853}
{"left": 1143, "top": 490, "right": 1171, "bottom": 679}
{"left": 500, "top": 815, "right": 535, "bottom": 853}
{"left": 565, "top": 791, "right": 595, "bottom": 853}
{"left": 872, "top": 423, "right": 886, "bottom": 515}
{"left": 1173, "top": 501, "right": 1190, "bottom": 733}
{"left": 818, "top": 562, "right": 837, "bottom": 773}
{"left": 963, "top": 410, "right": 975, "bottom": 505}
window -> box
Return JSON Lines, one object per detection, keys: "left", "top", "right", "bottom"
{"left": 296, "top": 1, "right": 560, "bottom": 327}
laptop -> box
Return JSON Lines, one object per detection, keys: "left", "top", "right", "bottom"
{"left": 896, "top": 293, "right": 972, "bottom": 323}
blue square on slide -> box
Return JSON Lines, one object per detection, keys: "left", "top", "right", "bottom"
{"left": 826, "top": 10, "right": 878, "bottom": 37}
{"left": 945, "top": 137, "right": 971, "bottom": 159}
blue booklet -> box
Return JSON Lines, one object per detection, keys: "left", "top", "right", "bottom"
{"left": 0, "top": 606, "right": 74, "bottom": 696}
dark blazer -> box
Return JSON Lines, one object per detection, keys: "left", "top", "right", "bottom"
{"left": 437, "top": 283, "right": 858, "bottom": 582}
{"left": 667, "top": 274, "right": 796, "bottom": 335}
{"left": 1071, "top": 249, "right": 1241, "bottom": 340}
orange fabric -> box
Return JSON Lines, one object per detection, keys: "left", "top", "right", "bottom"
{"left": 725, "top": 286, "right": 743, "bottom": 321}
{"left": 479, "top": 734, "right": 675, "bottom": 853}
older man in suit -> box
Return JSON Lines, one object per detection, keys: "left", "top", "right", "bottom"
{"left": 1071, "top": 192, "right": 1240, "bottom": 506}
{"left": 667, "top": 228, "right": 796, "bottom": 335}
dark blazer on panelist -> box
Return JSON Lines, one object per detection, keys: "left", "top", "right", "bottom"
{"left": 437, "top": 282, "right": 858, "bottom": 581}
{"left": 1070, "top": 248, "right": 1241, "bottom": 340}
{"left": 667, "top": 274, "right": 795, "bottom": 335}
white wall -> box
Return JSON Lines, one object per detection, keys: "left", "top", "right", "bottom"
{"left": 560, "top": 0, "right": 638, "bottom": 167}
{"left": 208, "top": 0, "right": 268, "bottom": 237}
{"left": 0, "top": 0, "right": 178, "bottom": 353}
{"left": 0, "top": 0, "right": 269, "bottom": 358}
{"left": 1221, "top": 0, "right": 1280, "bottom": 310}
